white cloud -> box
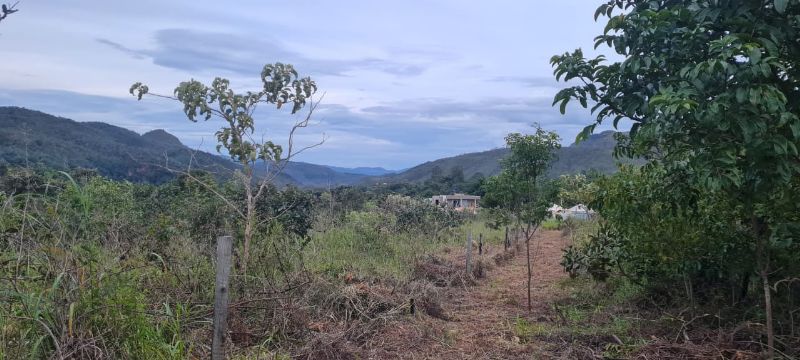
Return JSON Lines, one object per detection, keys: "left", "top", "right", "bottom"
{"left": 0, "top": 0, "right": 618, "bottom": 168}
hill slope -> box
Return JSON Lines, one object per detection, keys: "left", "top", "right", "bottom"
{"left": 325, "top": 166, "right": 396, "bottom": 177}
{"left": 282, "top": 162, "right": 368, "bottom": 187}
{"left": 380, "top": 130, "right": 634, "bottom": 183}
{"left": 0, "top": 107, "right": 242, "bottom": 183}
{"left": 0, "top": 107, "right": 635, "bottom": 187}
{"left": 0, "top": 107, "right": 362, "bottom": 186}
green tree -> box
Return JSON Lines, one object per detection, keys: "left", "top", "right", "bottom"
{"left": 131, "top": 63, "right": 322, "bottom": 275}
{"left": 430, "top": 165, "right": 444, "bottom": 182}
{"left": 556, "top": 174, "right": 598, "bottom": 207}
{"left": 482, "top": 125, "right": 560, "bottom": 311}
{"left": 448, "top": 165, "right": 465, "bottom": 184}
{"left": 551, "top": 1, "right": 800, "bottom": 353}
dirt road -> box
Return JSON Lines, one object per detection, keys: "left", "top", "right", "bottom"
{"left": 364, "top": 230, "right": 569, "bottom": 359}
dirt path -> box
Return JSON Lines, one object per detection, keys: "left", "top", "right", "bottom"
{"left": 365, "top": 230, "right": 570, "bottom": 359}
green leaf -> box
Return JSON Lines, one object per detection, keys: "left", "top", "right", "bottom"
{"left": 629, "top": 123, "right": 640, "bottom": 138}
{"left": 790, "top": 121, "right": 800, "bottom": 140}
{"left": 775, "top": 0, "right": 788, "bottom": 13}
{"left": 594, "top": 4, "right": 608, "bottom": 20}
{"left": 575, "top": 124, "right": 596, "bottom": 144}
{"left": 559, "top": 99, "right": 569, "bottom": 114}
{"left": 749, "top": 47, "right": 762, "bottom": 64}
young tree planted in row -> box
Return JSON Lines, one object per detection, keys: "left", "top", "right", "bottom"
{"left": 551, "top": 1, "right": 800, "bottom": 355}
{"left": 482, "top": 124, "right": 560, "bottom": 311}
{"left": 130, "top": 63, "right": 323, "bottom": 276}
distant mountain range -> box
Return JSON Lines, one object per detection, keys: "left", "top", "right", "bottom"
{"left": 0, "top": 106, "right": 634, "bottom": 188}
{"left": 0, "top": 107, "right": 334, "bottom": 186}
{"left": 374, "top": 130, "right": 634, "bottom": 184}
{"left": 325, "top": 166, "right": 397, "bottom": 177}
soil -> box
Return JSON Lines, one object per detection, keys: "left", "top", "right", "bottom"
{"left": 361, "top": 230, "right": 569, "bottom": 359}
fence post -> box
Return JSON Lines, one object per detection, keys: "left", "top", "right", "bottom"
{"left": 504, "top": 226, "right": 509, "bottom": 251}
{"left": 212, "top": 235, "right": 233, "bottom": 360}
{"left": 479, "top": 233, "right": 483, "bottom": 255}
{"left": 465, "top": 231, "right": 472, "bottom": 276}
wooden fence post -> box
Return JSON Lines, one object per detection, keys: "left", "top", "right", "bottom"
{"left": 478, "top": 233, "right": 483, "bottom": 255}
{"left": 504, "top": 226, "right": 509, "bottom": 251}
{"left": 212, "top": 235, "right": 233, "bottom": 360}
{"left": 465, "top": 231, "right": 472, "bottom": 276}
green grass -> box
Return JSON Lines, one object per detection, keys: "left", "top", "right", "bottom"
{"left": 512, "top": 317, "right": 553, "bottom": 342}
{"left": 541, "top": 218, "right": 561, "bottom": 230}
{"left": 562, "top": 218, "right": 600, "bottom": 247}
{"left": 502, "top": 275, "right": 650, "bottom": 356}
{"left": 304, "top": 215, "right": 503, "bottom": 280}
{"left": 456, "top": 216, "right": 506, "bottom": 245}
{"left": 305, "top": 227, "right": 443, "bottom": 279}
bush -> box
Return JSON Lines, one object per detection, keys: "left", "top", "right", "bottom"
{"left": 560, "top": 223, "right": 622, "bottom": 282}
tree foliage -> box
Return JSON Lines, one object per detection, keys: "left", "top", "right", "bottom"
{"left": 131, "top": 63, "right": 321, "bottom": 275}
{"left": 483, "top": 126, "right": 561, "bottom": 227}
{"left": 482, "top": 125, "right": 561, "bottom": 311}
{"left": 556, "top": 173, "right": 599, "bottom": 207}
{"left": 552, "top": 1, "right": 800, "bottom": 353}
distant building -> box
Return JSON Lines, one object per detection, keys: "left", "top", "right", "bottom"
{"left": 547, "top": 204, "right": 564, "bottom": 218}
{"left": 566, "top": 204, "right": 591, "bottom": 220}
{"left": 431, "top": 194, "right": 480, "bottom": 213}
{"left": 549, "top": 203, "right": 595, "bottom": 220}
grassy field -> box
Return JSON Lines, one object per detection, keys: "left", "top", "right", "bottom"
{"left": 304, "top": 212, "right": 503, "bottom": 280}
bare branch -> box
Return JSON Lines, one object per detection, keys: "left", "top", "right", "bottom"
{"left": 0, "top": 1, "right": 20, "bottom": 23}
{"left": 254, "top": 93, "right": 327, "bottom": 200}
{"left": 124, "top": 143, "right": 246, "bottom": 220}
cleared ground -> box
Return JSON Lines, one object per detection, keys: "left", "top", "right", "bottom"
{"left": 362, "top": 230, "right": 569, "bottom": 359}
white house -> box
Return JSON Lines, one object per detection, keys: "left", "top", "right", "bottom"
{"left": 431, "top": 194, "right": 480, "bottom": 213}
{"left": 547, "top": 204, "right": 564, "bottom": 218}
{"left": 565, "top": 204, "right": 592, "bottom": 220}
{"left": 549, "top": 203, "right": 594, "bottom": 220}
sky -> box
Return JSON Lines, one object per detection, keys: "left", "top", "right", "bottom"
{"left": 0, "top": 1, "right": 622, "bottom": 170}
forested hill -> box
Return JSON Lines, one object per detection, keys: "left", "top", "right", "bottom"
{"left": 0, "top": 107, "right": 367, "bottom": 186}
{"left": 0, "top": 107, "right": 233, "bottom": 183}
{"left": 0, "top": 107, "right": 633, "bottom": 187}
{"left": 0, "top": 107, "right": 280, "bottom": 183}
{"left": 379, "top": 130, "right": 634, "bottom": 184}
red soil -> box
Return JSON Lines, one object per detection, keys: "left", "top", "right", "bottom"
{"left": 362, "top": 230, "right": 569, "bottom": 359}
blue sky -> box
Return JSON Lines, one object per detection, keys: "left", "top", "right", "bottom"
{"left": 0, "top": 1, "right": 621, "bottom": 169}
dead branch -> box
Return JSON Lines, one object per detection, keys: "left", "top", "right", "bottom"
{"left": 255, "top": 93, "right": 327, "bottom": 200}
{"left": 0, "top": 1, "right": 19, "bottom": 23}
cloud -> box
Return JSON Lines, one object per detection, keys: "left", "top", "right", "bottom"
{"left": 488, "top": 76, "right": 561, "bottom": 88}
{"left": 98, "top": 29, "right": 431, "bottom": 78}
{"left": 0, "top": 82, "right": 626, "bottom": 169}
{"left": 360, "top": 97, "right": 583, "bottom": 128}
{"left": 95, "top": 39, "right": 148, "bottom": 60}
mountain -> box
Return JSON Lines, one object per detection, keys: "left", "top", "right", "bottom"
{"left": 378, "top": 130, "right": 635, "bottom": 184}
{"left": 0, "top": 106, "right": 634, "bottom": 188}
{"left": 383, "top": 148, "right": 506, "bottom": 184}
{"left": 282, "top": 162, "right": 367, "bottom": 188}
{"left": 1, "top": 107, "right": 356, "bottom": 186}
{"left": 325, "top": 166, "right": 397, "bottom": 177}
{"left": 0, "top": 107, "right": 243, "bottom": 183}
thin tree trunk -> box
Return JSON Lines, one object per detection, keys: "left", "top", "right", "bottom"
{"left": 753, "top": 215, "right": 773, "bottom": 358}
{"left": 525, "top": 224, "right": 532, "bottom": 312}
{"left": 504, "top": 226, "right": 509, "bottom": 251}
{"left": 761, "top": 269, "right": 774, "bottom": 358}
{"left": 241, "top": 183, "right": 255, "bottom": 276}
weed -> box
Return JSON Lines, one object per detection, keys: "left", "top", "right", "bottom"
{"left": 541, "top": 218, "right": 561, "bottom": 231}
{"left": 512, "top": 317, "right": 552, "bottom": 342}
